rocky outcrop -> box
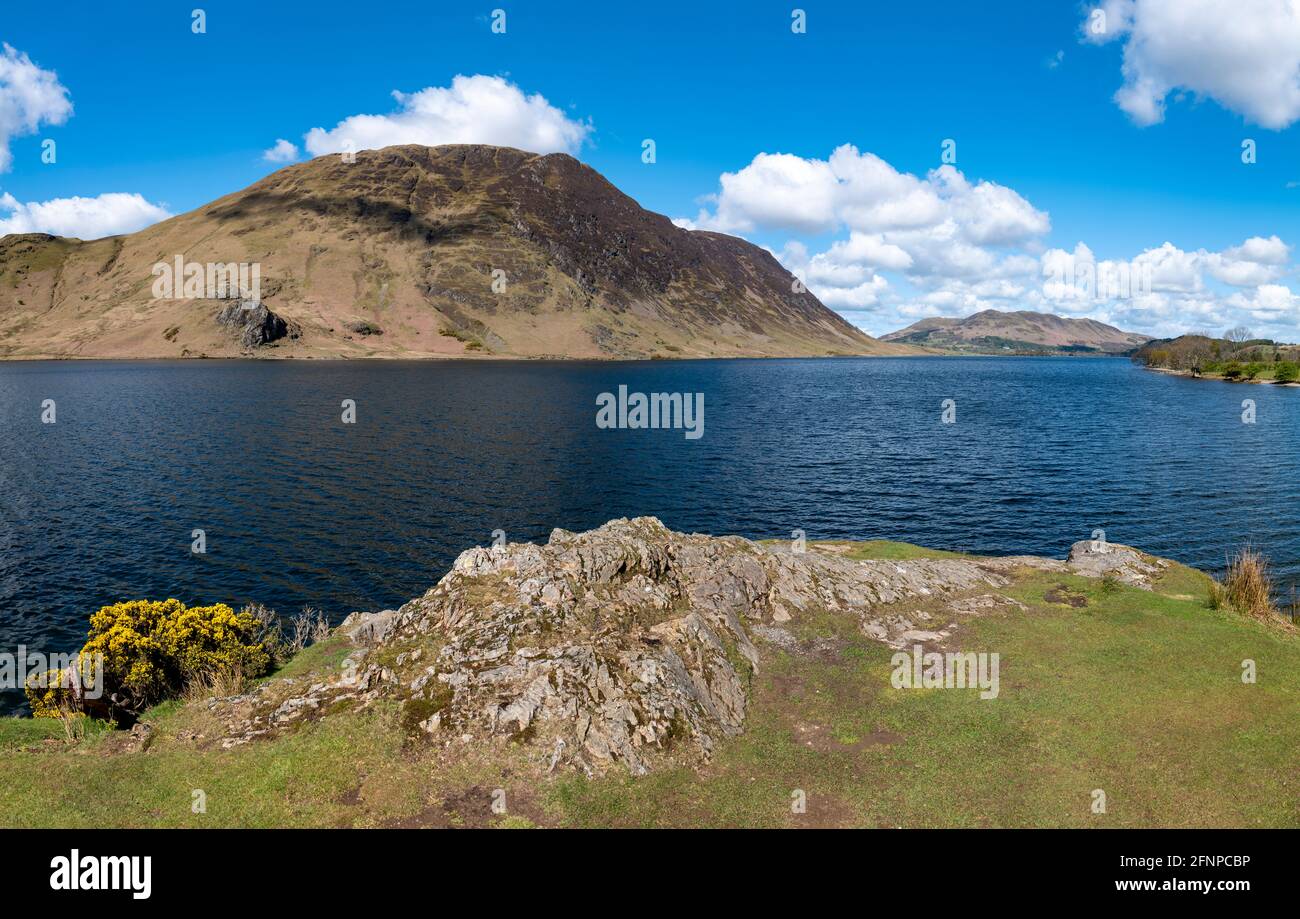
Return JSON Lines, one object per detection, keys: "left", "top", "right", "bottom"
{"left": 1066, "top": 539, "right": 1167, "bottom": 586}
{"left": 210, "top": 518, "right": 1169, "bottom": 774}
{"left": 215, "top": 301, "right": 298, "bottom": 349}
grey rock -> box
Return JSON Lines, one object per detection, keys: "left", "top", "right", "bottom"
{"left": 1067, "top": 539, "right": 1166, "bottom": 586}
{"left": 212, "top": 517, "right": 1171, "bottom": 774}
{"left": 339, "top": 609, "right": 398, "bottom": 645}
{"left": 215, "top": 301, "right": 298, "bottom": 348}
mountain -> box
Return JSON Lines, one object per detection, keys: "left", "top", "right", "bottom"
{"left": 881, "top": 309, "right": 1151, "bottom": 355}
{"left": 0, "top": 144, "right": 907, "bottom": 360}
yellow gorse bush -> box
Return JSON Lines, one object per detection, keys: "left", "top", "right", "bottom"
{"left": 27, "top": 599, "right": 273, "bottom": 717}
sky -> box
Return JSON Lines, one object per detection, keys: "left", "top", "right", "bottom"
{"left": 2, "top": 0, "right": 1299, "bottom": 339}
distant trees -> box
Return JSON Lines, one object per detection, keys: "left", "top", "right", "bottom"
{"left": 1225, "top": 325, "right": 1254, "bottom": 343}
{"left": 1135, "top": 333, "right": 1300, "bottom": 382}
{"left": 1142, "top": 348, "right": 1170, "bottom": 368}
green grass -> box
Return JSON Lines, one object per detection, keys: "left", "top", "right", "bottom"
{"left": 2, "top": 545, "right": 1297, "bottom": 828}
{"left": 546, "top": 564, "right": 1300, "bottom": 828}
{"left": 757, "top": 538, "right": 968, "bottom": 561}
{"left": 824, "top": 539, "right": 969, "bottom": 561}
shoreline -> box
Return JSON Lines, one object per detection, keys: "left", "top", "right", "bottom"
{"left": 1143, "top": 365, "right": 1300, "bottom": 386}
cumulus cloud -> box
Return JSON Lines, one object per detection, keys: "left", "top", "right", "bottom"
{"left": 262, "top": 138, "right": 299, "bottom": 163}
{"left": 680, "top": 143, "right": 1299, "bottom": 339}
{"left": 1081, "top": 0, "right": 1300, "bottom": 128}
{"left": 0, "top": 43, "right": 72, "bottom": 173}
{"left": 301, "top": 74, "right": 591, "bottom": 157}
{"left": 681, "top": 145, "right": 1049, "bottom": 312}
{"left": 685, "top": 146, "right": 990, "bottom": 237}
{"left": 1205, "top": 235, "right": 1291, "bottom": 285}
{"left": 1036, "top": 236, "right": 1300, "bottom": 338}
{"left": 1226, "top": 283, "right": 1300, "bottom": 321}
{"left": 0, "top": 192, "right": 171, "bottom": 239}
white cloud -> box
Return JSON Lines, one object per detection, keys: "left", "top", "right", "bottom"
{"left": 934, "top": 166, "right": 1050, "bottom": 245}
{"left": 824, "top": 232, "right": 914, "bottom": 272}
{"left": 684, "top": 153, "right": 840, "bottom": 234}
{"left": 683, "top": 144, "right": 1300, "bottom": 340}
{"left": 0, "top": 43, "right": 72, "bottom": 173}
{"left": 1222, "top": 234, "right": 1290, "bottom": 265}
{"left": 816, "top": 277, "right": 891, "bottom": 310}
{"left": 1131, "top": 241, "right": 1204, "bottom": 293}
{"left": 1081, "top": 0, "right": 1300, "bottom": 128}
{"left": 302, "top": 74, "right": 591, "bottom": 157}
{"left": 1206, "top": 235, "right": 1291, "bottom": 285}
{"left": 0, "top": 191, "right": 171, "bottom": 239}
{"left": 1226, "top": 283, "right": 1300, "bottom": 321}
{"left": 262, "top": 138, "right": 299, "bottom": 163}
{"left": 1035, "top": 236, "right": 1300, "bottom": 338}
{"left": 681, "top": 145, "right": 1049, "bottom": 309}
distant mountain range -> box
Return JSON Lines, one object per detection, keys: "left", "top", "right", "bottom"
{"left": 0, "top": 144, "right": 912, "bottom": 360}
{"left": 881, "top": 309, "right": 1151, "bottom": 355}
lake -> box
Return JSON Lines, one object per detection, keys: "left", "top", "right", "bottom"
{"left": 1, "top": 356, "right": 1296, "bottom": 710}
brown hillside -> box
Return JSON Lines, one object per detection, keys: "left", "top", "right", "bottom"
{"left": 0, "top": 145, "right": 909, "bottom": 360}
{"left": 882, "top": 309, "right": 1150, "bottom": 354}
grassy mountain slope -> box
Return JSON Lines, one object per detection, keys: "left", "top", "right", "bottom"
{"left": 0, "top": 145, "right": 907, "bottom": 360}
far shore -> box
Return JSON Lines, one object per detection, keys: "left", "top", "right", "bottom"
{"left": 1144, "top": 365, "right": 1300, "bottom": 387}
{"left": 0, "top": 349, "right": 1139, "bottom": 364}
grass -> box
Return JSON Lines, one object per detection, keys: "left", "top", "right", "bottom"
{"left": 757, "top": 538, "right": 968, "bottom": 561}
{"left": 550, "top": 565, "right": 1300, "bottom": 828}
{"left": 827, "top": 540, "right": 969, "bottom": 561}
{"left": 1213, "top": 546, "right": 1278, "bottom": 620}
{"left": 2, "top": 541, "right": 1297, "bottom": 828}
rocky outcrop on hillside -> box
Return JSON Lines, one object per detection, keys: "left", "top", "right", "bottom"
{"left": 209, "top": 518, "right": 1169, "bottom": 774}
{"left": 215, "top": 301, "right": 297, "bottom": 349}
{"left": 1065, "top": 539, "right": 1167, "bottom": 586}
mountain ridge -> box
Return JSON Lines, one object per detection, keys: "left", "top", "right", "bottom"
{"left": 882, "top": 308, "right": 1151, "bottom": 355}
{"left": 0, "top": 144, "right": 909, "bottom": 360}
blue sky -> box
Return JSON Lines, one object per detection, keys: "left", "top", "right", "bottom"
{"left": 2, "top": 0, "right": 1299, "bottom": 337}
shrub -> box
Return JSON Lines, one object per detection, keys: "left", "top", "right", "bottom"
{"left": 1274, "top": 361, "right": 1299, "bottom": 383}
{"left": 25, "top": 664, "right": 97, "bottom": 719}
{"left": 241, "top": 602, "right": 330, "bottom": 662}
{"left": 1243, "top": 361, "right": 1266, "bottom": 380}
{"left": 1221, "top": 361, "right": 1243, "bottom": 380}
{"left": 1214, "top": 547, "right": 1276, "bottom": 620}
{"left": 26, "top": 599, "right": 274, "bottom": 718}
{"left": 287, "top": 607, "right": 331, "bottom": 655}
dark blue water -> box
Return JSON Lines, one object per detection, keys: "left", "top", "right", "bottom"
{"left": 2, "top": 357, "right": 1296, "bottom": 709}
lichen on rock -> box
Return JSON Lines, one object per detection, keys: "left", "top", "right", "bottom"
{"left": 210, "top": 517, "right": 1165, "bottom": 774}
